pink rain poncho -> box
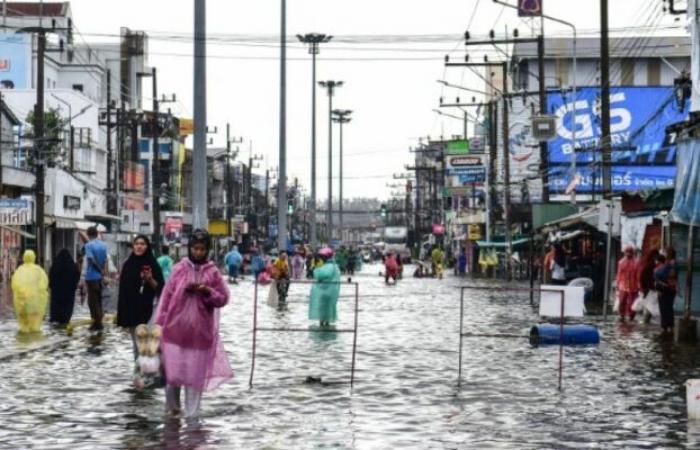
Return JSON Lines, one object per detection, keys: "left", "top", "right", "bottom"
{"left": 155, "top": 259, "right": 232, "bottom": 391}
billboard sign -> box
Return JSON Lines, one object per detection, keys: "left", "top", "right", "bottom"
{"left": 518, "top": 0, "right": 542, "bottom": 16}
{"left": 546, "top": 86, "right": 688, "bottom": 193}
{"left": 447, "top": 155, "right": 482, "bottom": 168}
{"left": 445, "top": 139, "right": 470, "bottom": 155}
{"left": 457, "top": 167, "right": 487, "bottom": 184}
{"left": 0, "top": 33, "right": 31, "bottom": 89}
{"left": 0, "top": 199, "right": 30, "bottom": 225}
{"left": 164, "top": 213, "right": 183, "bottom": 243}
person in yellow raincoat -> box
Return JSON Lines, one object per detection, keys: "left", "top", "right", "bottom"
{"left": 12, "top": 250, "right": 49, "bottom": 333}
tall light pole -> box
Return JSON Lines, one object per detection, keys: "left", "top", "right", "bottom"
{"left": 277, "top": 0, "right": 288, "bottom": 250}
{"left": 319, "top": 80, "right": 343, "bottom": 242}
{"left": 193, "top": 0, "right": 207, "bottom": 230}
{"left": 297, "top": 33, "right": 332, "bottom": 249}
{"left": 332, "top": 109, "right": 352, "bottom": 243}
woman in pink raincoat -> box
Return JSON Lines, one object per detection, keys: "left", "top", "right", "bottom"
{"left": 616, "top": 245, "right": 640, "bottom": 322}
{"left": 155, "top": 229, "right": 232, "bottom": 418}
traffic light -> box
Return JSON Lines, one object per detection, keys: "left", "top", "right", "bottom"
{"left": 380, "top": 204, "right": 387, "bottom": 218}
{"left": 287, "top": 200, "right": 294, "bottom": 215}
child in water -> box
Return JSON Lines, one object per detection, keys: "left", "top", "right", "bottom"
{"left": 155, "top": 229, "right": 232, "bottom": 418}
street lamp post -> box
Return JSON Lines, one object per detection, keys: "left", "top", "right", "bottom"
{"left": 319, "top": 80, "right": 343, "bottom": 242}
{"left": 332, "top": 109, "right": 352, "bottom": 243}
{"left": 297, "top": 33, "right": 332, "bottom": 248}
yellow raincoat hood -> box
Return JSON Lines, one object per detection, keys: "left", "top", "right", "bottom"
{"left": 23, "top": 249, "right": 36, "bottom": 264}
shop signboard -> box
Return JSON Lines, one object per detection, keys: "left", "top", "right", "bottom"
{"left": 0, "top": 199, "right": 30, "bottom": 225}
{"left": 445, "top": 139, "right": 470, "bottom": 155}
{"left": 0, "top": 33, "right": 31, "bottom": 89}
{"left": 164, "top": 213, "right": 183, "bottom": 243}
{"left": 546, "top": 86, "right": 688, "bottom": 193}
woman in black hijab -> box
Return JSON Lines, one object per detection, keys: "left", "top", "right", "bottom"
{"left": 48, "top": 249, "right": 81, "bottom": 325}
{"left": 117, "top": 235, "right": 165, "bottom": 358}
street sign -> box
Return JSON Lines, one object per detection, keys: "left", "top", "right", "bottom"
{"left": 448, "top": 155, "right": 482, "bottom": 167}
{"left": 531, "top": 115, "right": 557, "bottom": 141}
{"left": 458, "top": 168, "right": 486, "bottom": 184}
{"left": 518, "top": 0, "right": 542, "bottom": 17}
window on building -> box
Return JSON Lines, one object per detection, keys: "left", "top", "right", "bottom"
{"left": 72, "top": 84, "right": 84, "bottom": 93}
{"left": 647, "top": 59, "right": 661, "bottom": 85}
{"left": 621, "top": 59, "right": 635, "bottom": 85}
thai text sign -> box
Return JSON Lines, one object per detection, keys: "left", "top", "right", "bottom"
{"left": 0, "top": 199, "right": 30, "bottom": 225}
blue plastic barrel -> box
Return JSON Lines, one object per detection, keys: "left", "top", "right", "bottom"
{"left": 530, "top": 324, "right": 600, "bottom": 346}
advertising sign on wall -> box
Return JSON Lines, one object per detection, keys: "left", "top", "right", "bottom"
{"left": 546, "top": 86, "right": 689, "bottom": 193}
{"left": 445, "top": 139, "right": 470, "bottom": 155}
{"left": 164, "top": 214, "right": 183, "bottom": 243}
{"left": 0, "top": 199, "right": 30, "bottom": 225}
{"left": 0, "top": 33, "right": 31, "bottom": 89}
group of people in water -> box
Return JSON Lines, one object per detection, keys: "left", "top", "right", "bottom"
{"left": 10, "top": 228, "right": 348, "bottom": 418}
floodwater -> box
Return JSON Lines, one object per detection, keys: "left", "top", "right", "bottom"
{"left": 1, "top": 263, "right": 700, "bottom": 449}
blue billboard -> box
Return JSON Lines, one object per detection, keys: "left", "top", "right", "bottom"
{"left": 0, "top": 33, "right": 31, "bottom": 89}
{"left": 546, "top": 86, "right": 689, "bottom": 193}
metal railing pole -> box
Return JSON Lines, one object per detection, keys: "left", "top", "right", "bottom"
{"left": 350, "top": 282, "right": 359, "bottom": 387}
{"left": 249, "top": 279, "right": 259, "bottom": 388}
{"left": 458, "top": 287, "right": 465, "bottom": 387}
{"left": 558, "top": 290, "right": 565, "bottom": 391}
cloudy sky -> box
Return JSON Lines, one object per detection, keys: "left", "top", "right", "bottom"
{"left": 65, "top": 0, "right": 683, "bottom": 200}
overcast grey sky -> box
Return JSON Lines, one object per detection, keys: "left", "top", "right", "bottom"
{"left": 67, "top": 0, "right": 683, "bottom": 200}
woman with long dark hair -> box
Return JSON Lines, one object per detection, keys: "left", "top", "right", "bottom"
{"left": 655, "top": 246, "right": 677, "bottom": 335}
{"left": 48, "top": 249, "right": 81, "bottom": 325}
{"left": 117, "top": 235, "right": 164, "bottom": 359}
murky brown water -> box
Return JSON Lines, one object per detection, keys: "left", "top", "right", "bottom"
{"left": 1, "top": 264, "right": 700, "bottom": 449}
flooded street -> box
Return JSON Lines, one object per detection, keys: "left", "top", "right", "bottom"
{"left": 2, "top": 263, "right": 700, "bottom": 449}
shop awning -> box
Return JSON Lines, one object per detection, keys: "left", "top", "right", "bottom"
{"left": 0, "top": 224, "right": 34, "bottom": 239}
{"left": 48, "top": 217, "right": 78, "bottom": 229}
{"left": 75, "top": 221, "right": 107, "bottom": 232}
{"left": 84, "top": 213, "right": 122, "bottom": 222}
{"left": 540, "top": 207, "right": 599, "bottom": 233}
{"left": 476, "top": 238, "right": 531, "bottom": 248}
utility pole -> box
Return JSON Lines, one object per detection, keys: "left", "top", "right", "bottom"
{"left": 277, "top": 0, "right": 288, "bottom": 250}
{"left": 151, "top": 67, "right": 161, "bottom": 254}
{"left": 193, "top": 0, "right": 208, "bottom": 230}
{"left": 265, "top": 168, "right": 270, "bottom": 239}
{"left": 29, "top": 30, "right": 47, "bottom": 266}
{"left": 444, "top": 60, "right": 512, "bottom": 278}
{"left": 106, "top": 69, "right": 113, "bottom": 214}
{"left": 332, "top": 109, "right": 352, "bottom": 243}
{"left": 225, "top": 123, "right": 242, "bottom": 239}
{"left": 600, "top": 0, "right": 612, "bottom": 196}
{"left": 319, "top": 80, "right": 343, "bottom": 242}
{"left": 297, "top": 33, "right": 332, "bottom": 248}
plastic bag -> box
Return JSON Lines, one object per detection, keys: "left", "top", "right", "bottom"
{"left": 644, "top": 291, "right": 660, "bottom": 318}
{"left": 631, "top": 293, "right": 645, "bottom": 313}
{"left": 613, "top": 295, "right": 620, "bottom": 313}
{"left": 267, "top": 280, "right": 279, "bottom": 308}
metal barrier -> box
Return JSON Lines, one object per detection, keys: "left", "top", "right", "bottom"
{"left": 457, "top": 286, "right": 566, "bottom": 391}
{"left": 249, "top": 279, "right": 360, "bottom": 388}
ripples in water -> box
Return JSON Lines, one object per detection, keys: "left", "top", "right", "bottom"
{"left": 1, "top": 266, "right": 699, "bottom": 449}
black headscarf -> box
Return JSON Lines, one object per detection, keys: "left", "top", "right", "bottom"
{"left": 117, "top": 235, "right": 165, "bottom": 327}
{"left": 188, "top": 229, "right": 211, "bottom": 265}
{"left": 49, "top": 249, "right": 80, "bottom": 292}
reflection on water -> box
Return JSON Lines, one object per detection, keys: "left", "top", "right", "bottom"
{"left": 1, "top": 265, "right": 700, "bottom": 449}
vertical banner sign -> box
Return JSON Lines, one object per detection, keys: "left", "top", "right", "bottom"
{"left": 0, "top": 33, "right": 31, "bottom": 89}
{"left": 163, "top": 214, "right": 184, "bottom": 243}
{"left": 518, "top": 0, "right": 543, "bottom": 17}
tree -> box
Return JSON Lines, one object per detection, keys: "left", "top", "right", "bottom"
{"left": 25, "top": 107, "right": 63, "bottom": 165}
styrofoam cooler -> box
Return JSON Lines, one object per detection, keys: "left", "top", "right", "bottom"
{"left": 687, "top": 379, "right": 700, "bottom": 419}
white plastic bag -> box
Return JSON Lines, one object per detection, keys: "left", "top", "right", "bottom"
{"left": 613, "top": 295, "right": 620, "bottom": 313}
{"left": 631, "top": 293, "right": 645, "bottom": 313}
{"left": 644, "top": 291, "right": 660, "bottom": 318}
{"left": 267, "top": 280, "right": 279, "bottom": 308}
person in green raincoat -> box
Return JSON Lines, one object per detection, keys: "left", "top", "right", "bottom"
{"left": 335, "top": 246, "right": 348, "bottom": 273}
{"left": 12, "top": 250, "right": 49, "bottom": 333}
{"left": 309, "top": 246, "right": 341, "bottom": 327}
